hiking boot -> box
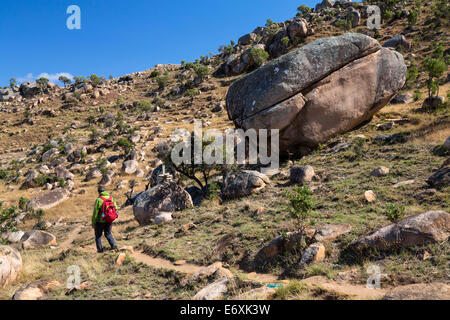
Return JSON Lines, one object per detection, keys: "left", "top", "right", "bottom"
{"left": 111, "top": 246, "right": 118, "bottom": 252}
{"left": 97, "top": 249, "right": 104, "bottom": 253}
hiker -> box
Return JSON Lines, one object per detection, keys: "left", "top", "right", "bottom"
{"left": 92, "top": 185, "right": 119, "bottom": 253}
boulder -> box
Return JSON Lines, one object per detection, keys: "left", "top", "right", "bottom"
{"left": 55, "top": 166, "right": 74, "bottom": 180}
{"left": 154, "top": 212, "right": 173, "bottom": 224}
{"left": 21, "top": 170, "right": 41, "bottom": 189}
{"left": 12, "top": 280, "right": 61, "bottom": 300}
{"left": 349, "top": 211, "right": 450, "bottom": 251}
{"left": 391, "top": 93, "right": 412, "bottom": 104}
{"left": 238, "top": 33, "right": 257, "bottom": 45}
{"left": 41, "top": 148, "right": 59, "bottom": 162}
{"left": 365, "top": 190, "right": 376, "bottom": 203}
{"left": 313, "top": 224, "right": 352, "bottom": 242}
{"left": 426, "top": 167, "right": 449, "bottom": 189}
{"left": 193, "top": 277, "right": 229, "bottom": 300}
{"left": 222, "top": 170, "right": 269, "bottom": 199}
{"left": 20, "top": 82, "right": 41, "bottom": 98}
{"left": 85, "top": 168, "right": 102, "bottom": 181}
{"left": 382, "top": 283, "right": 450, "bottom": 300}
{"left": 226, "top": 33, "right": 406, "bottom": 156}
{"left": 1, "top": 230, "right": 25, "bottom": 243}
{"left": 346, "top": 10, "right": 361, "bottom": 27}
{"left": 133, "top": 181, "right": 193, "bottom": 225}
{"left": 26, "top": 188, "right": 70, "bottom": 211}
{"left": 370, "top": 166, "right": 390, "bottom": 177}
{"left": 181, "top": 262, "right": 223, "bottom": 287}
{"left": 288, "top": 19, "right": 309, "bottom": 40}
{"left": 21, "top": 230, "right": 57, "bottom": 249}
{"left": 0, "top": 88, "right": 18, "bottom": 102}
{"left": 443, "top": 136, "right": 450, "bottom": 151}
{"left": 382, "top": 35, "right": 411, "bottom": 51}
{"left": 315, "top": 0, "right": 335, "bottom": 11}
{"left": 300, "top": 243, "right": 326, "bottom": 265}
{"left": 0, "top": 245, "right": 22, "bottom": 289}
{"left": 122, "top": 160, "right": 139, "bottom": 175}
{"left": 290, "top": 165, "right": 315, "bottom": 185}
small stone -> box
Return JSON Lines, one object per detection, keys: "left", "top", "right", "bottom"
{"left": 290, "top": 165, "right": 315, "bottom": 185}
{"left": 115, "top": 253, "right": 126, "bottom": 266}
{"left": 174, "top": 260, "right": 186, "bottom": 266}
{"left": 300, "top": 243, "right": 325, "bottom": 265}
{"left": 370, "top": 166, "right": 390, "bottom": 177}
{"left": 365, "top": 190, "right": 376, "bottom": 203}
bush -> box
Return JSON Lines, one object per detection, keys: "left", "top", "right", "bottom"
{"left": 408, "top": 10, "right": 418, "bottom": 26}
{"left": 413, "top": 90, "right": 422, "bottom": 101}
{"left": 383, "top": 10, "right": 394, "bottom": 21}
{"left": 405, "top": 64, "right": 418, "bottom": 88}
{"left": 150, "top": 70, "right": 160, "bottom": 78}
{"left": 18, "top": 197, "right": 29, "bottom": 211}
{"left": 185, "top": 89, "right": 200, "bottom": 97}
{"left": 0, "top": 170, "right": 9, "bottom": 180}
{"left": 117, "top": 137, "right": 133, "bottom": 153}
{"left": 249, "top": 47, "right": 269, "bottom": 68}
{"left": 335, "top": 19, "right": 352, "bottom": 31}
{"left": 156, "top": 73, "right": 170, "bottom": 90}
{"left": 133, "top": 100, "right": 153, "bottom": 112}
{"left": 385, "top": 203, "right": 405, "bottom": 222}
{"left": 193, "top": 64, "right": 209, "bottom": 80}
{"left": 297, "top": 5, "right": 312, "bottom": 17}
{"left": 286, "top": 186, "right": 314, "bottom": 231}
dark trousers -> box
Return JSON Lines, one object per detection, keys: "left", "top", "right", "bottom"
{"left": 94, "top": 222, "right": 116, "bottom": 252}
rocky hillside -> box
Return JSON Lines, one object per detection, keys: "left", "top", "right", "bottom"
{"left": 0, "top": 0, "right": 449, "bottom": 300}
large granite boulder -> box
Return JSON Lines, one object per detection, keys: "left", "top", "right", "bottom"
{"left": 0, "top": 245, "right": 22, "bottom": 289}
{"left": 222, "top": 170, "right": 270, "bottom": 199}
{"left": 133, "top": 181, "right": 193, "bottom": 225}
{"left": 349, "top": 211, "right": 450, "bottom": 252}
{"left": 20, "top": 82, "right": 41, "bottom": 99}
{"left": 12, "top": 280, "right": 61, "bottom": 300}
{"left": 21, "top": 230, "right": 57, "bottom": 249}
{"left": 0, "top": 88, "right": 19, "bottom": 102}
{"left": 226, "top": 33, "right": 406, "bottom": 156}
{"left": 26, "top": 188, "right": 70, "bottom": 211}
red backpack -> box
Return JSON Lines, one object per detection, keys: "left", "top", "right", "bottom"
{"left": 99, "top": 196, "right": 118, "bottom": 223}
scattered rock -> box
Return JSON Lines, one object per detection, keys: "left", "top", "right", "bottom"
{"left": 391, "top": 93, "right": 412, "bottom": 104}
{"left": 122, "top": 160, "right": 139, "bottom": 174}
{"left": 193, "top": 276, "right": 229, "bottom": 300}
{"left": 300, "top": 243, "right": 326, "bottom": 265}
{"left": 313, "top": 224, "right": 352, "bottom": 242}
{"left": 0, "top": 245, "right": 22, "bottom": 289}
{"left": 290, "top": 166, "right": 315, "bottom": 185}
{"left": 382, "top": 35, "right": 411, "bottom": 51}
{"left": 21, "top": 230, "right": 57, "bottom": 249}
{"left": 0, "top": 230, "right": 25, "bottom": 243}
{"left": 154, "top": 212, "right": 173, "bottom": 224}
{"left": 115, "top": 253, "right": 126, "bottom": 266}
{"left": 383, "top": 283, "right": 450, "bottom": 300}
{"left": 26, "top": 188, "right": 70, "bottom": 211}
{"left": 365, "top": 190, "right": 376, "bottom": 203}
{"left": 393, "top": 180, "right": 415, "bottom": 188}
{"left": 426, "top": 167, "right": 449, "bottom": 189}
{"left": 349, "top": 211, "right": 450, "bottom": 251}
{"left": 370, "top": 166, "right": 390, "bottom": 177}
{"left": 181, "top": 262, "right": 223, "bottom": 287}
{"left": 222, "top": 170, "right": 269, "bottom": 199}
{"left": 12, "top": 280, "right": 61, "bottom": 300}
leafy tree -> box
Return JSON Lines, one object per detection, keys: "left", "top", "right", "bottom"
{"left": 286, "top": 186, "right": 314, "bottom": 232}
{"left": 58, "top": 75, "right": 72, "bottom": 87}
{"left": 156, "top": 72, "right": 170, "bottom": 90}
{"left": 297, "top": 4, "right": 312, "bottom": 17}
{"left": 9, "top": 78, "right": 17, "bottom": 88}
{"left": 405, "top": 64, "right": 418, "bottom": 88}
{"left": 423, "top": 44, "right": 448, "bottom": 99}
{"left": 36, "top": 77, "right": 49, "bottom": 92}
{"left": 73, "top": 76, "right": 87, "bottom": 85}
{"left": 193, "top": 64, "right": 209, "bottom": 81}
{"left": 89, "top": 74, "right": 105, "bottom": 87}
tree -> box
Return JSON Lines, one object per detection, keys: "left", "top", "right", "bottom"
{"left": 89, "top": 74, "right": 105, "bottom": 87}
{"left": 36, "top": 77, "right": 49, "bottom": 92}
{"left": 423, "top": 44, "right": 448, "bottom": 98}
{"left": 9, "top": 78, "right": 17, "bottom": 88}
{"left": 73, "top": 76, "right": 87, "bottom": 86}
{"left": 58, "top": 75, "right": 72, "bottom": 87}
{"left": 297, "top": 4, "right": 312, "bottom": 17}
{"left": 423, "top": 57, "right": 447, "bottom": 98}
{"left": 408, "top": 10, "right": 418, "bottom": 26}
{"left": 193, "top": 64, "right": 209, "bottom": 81}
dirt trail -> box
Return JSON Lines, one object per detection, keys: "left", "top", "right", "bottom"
{"left": 70, "top": 225, "right": 385, "bottom": 300}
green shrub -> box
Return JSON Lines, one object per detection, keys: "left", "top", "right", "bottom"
{"left": 413, "top": 90, "right": 422, "bottom": 101}
{"left": 405, "top": 64, "right": 418, "bottom": 88}
{"left": 18, "top": 197, "right": 29, "bottom": 211}
{"left": 297, "top": 5, "right": 312, "bottom": 17}
{"left": 150, "top": 70, "right": 160, "bottom": 78}
{"left": 156, "top": 73, "right": 170, "bottom": 90}
{"left": 185, "top": 89, "right": 200, "bottom": 97}
{"left": 117, "top": 137, "right": 133, "bottom": 153}
{"left": 383, "top": 10, "right": 394, "bottom": 21}
{"left": 408, "top": 10, "right": 418, "bottom": 26}
{"left": 0, "top": 170, "right": 9, "bottom": 180}
{"left": 335, "top": 19, "right": 352, "bottom": 30}
{"left": 249, "top": 47, "right": 269, "bottom": 68}
{"left": 385, "top": 203, "right": 405, "bottom": 222}
{"left": 286, "top": 186, "right": 314, "bottom": 231}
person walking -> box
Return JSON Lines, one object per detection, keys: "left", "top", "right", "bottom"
{"left": 92, "top": 185, "right": 119, "bottom": 253}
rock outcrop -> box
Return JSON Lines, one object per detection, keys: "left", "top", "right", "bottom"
{"left": 0, "top": 245, "right": 22, "bottom": 289}
{"left": 133, "top": 181, "right": 193, "bottom": 225}
{"left": 226, "top": 33, "right": 406, "bottom": 156}
{"left": 349, "top": 211, "right": 450, "bottom": 252}
{"left": 26, "top": 188, "right": 70, "bottom": 211}
{"left": 222, "top": 170, "right": 270, "bottom": 199}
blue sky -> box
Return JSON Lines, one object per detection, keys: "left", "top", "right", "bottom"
{"left": 0, "top": 0, "right": 321, "bottom": 87}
